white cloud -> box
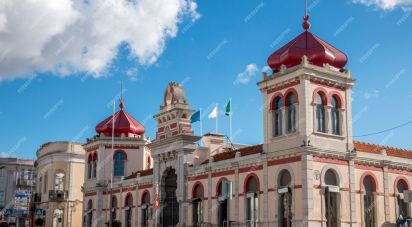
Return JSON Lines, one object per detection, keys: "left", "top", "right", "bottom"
{"left": 363, "top": 90, "right": 380, "bottom": 100}
{"left": 126, "top": 67, "right": 138, "bottom": 81}
{"left": 234, "top": 63, "right": 259, "bottom": 85}
{"left": 353, "top": 0, "right": 412, "bottom": 10}
{"left": 0, "top": 0, "right": 199, "bottom": 80}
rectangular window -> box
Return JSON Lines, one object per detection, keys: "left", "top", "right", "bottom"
{"left": 0, "top": 191, "right": 4, "bottom": 206}
{"left": 44, "top": 172, "right": 48, "bottom": 194}
{"left": 0, "top": 169, "right": 4, "bottom": 178}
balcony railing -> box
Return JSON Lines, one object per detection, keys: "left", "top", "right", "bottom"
{"left": 16, "top": 178, "right": 36, "bottom": 187}
{"left": 48, "top": 190, "right": 68, "bottom": 201}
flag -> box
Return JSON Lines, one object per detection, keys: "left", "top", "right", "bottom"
{"left": 208, "top": 105, "right": 218, "bottom": 119}
{"left": 191, "top": 110, "right": 201, "bottom": 123}
{"left": 225, "top": 99, "right": 231, "bottom": 116}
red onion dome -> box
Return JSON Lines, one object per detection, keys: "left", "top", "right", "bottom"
{"left": 268, "top": 16, "right": 347, "bottom": 71}
{"left": 95, "top": 100, "right": 145, "bottom": 137}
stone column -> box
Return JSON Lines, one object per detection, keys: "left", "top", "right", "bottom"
{"left": 96, "top": 188, "right": 104, "bottom": 227}
{"left": 235, "top": 165, "right": 240, "bottom": 223}
{"left": 208, "top": 166, "right": 212, "bottom": 224}
{"left": 301, "top": 154, "right": 313, "bottom": 227}
{"left": 263, "top": 159, "right": 269, "bottom": 226}
{"left": 348, "top": 160, "right": 357, "bottom": 227}
{"left": 383, "top": 165, "right": 390, "bottom": 222}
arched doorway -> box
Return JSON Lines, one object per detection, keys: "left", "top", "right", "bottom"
{"left": 162, "top": 168, "right": 179, "bottom": 227}
{"left": 245, "top": 175, "right": 259, "bottom": 227}
{"left": 396, "top": 178, "right": 409, "bottom": 217}
{"left": 192, "top": 183, "right": 203, "bottom": 227}
{"left": 363, "top": 175, "right": 376, "bottom": 227}
{"left": 124, "top": 194, "right": 133, "bottom": 227}
{"left": 217, "top": 179, "right": 228, "bottom": 227}
{"left": 86, "top": 200, "right": 93, "bottom": 227}
{"left": 324, "top": 169, "right": 339, "bottom": 227}
{"left": 141, "top": 191, "right": 150, "bottom": 227}
{"left": 278, "top": 170, "right": 292, "bottom": 227}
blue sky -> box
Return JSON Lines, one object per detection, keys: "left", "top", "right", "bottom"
{"left": 1, "top": 0, "right": 412, "bottom": 159}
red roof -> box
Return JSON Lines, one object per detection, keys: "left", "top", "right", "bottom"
{"left": 95, "top": 100, "right": 145, "bottom": 137}
{"left": 354, "top": 141, "right": 412, "bottom": 159}
{"left": 268, "top": 26, "right": 347, "bottom": 71}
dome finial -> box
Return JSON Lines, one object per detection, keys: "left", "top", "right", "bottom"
{"left": 302, "top": 0, "right": 311, "bottom": 30}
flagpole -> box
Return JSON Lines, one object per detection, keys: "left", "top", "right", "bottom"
{"left": 229, "top": 97, "right": 233, "bottom": 142}
{"left": 109, "top": 100, "right": 115, "bottom": 227}
{"left": 200, "top": 108, "right": 203, "bottom": 136}
{"left": 216, "top": 104, "right": 219, "bottom": 133}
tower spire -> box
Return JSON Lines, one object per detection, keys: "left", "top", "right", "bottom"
{"left": 303, "top": 0, "right": 311, "bottom": 30}
{"left": 119, "top": 81, "right": 125, "bottom": 109}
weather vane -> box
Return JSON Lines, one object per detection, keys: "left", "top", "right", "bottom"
{"left": 303, "top": 0, "right": 311, "bottom": 30}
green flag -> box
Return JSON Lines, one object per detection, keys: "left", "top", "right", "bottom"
{"left": 225, "top": 99, "right": 231, "bottom": 116}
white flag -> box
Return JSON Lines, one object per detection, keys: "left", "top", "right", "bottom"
{"left": 208, "top": 105, "right": 218, "bottom": 119}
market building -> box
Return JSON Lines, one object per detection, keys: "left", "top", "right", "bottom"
{"left": 0, "top": 157, "right": 35, "bottom": 227}
{"left": 34, "top": 142, "right": 85, "bottom": 227}
{"left": 81, "top": 13, "right": 412, "bottom": 227}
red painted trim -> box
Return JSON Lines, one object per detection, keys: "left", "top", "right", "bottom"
{"left": 141, "top": 190, "right": 150, "bottom": 205}
{"left": 310, "top": 79, "right": 346, "bottom": 91}
{"left": 294, "top": 185, "right": 302, "bottom": 189}
{"left": 313, "top": 156, "right": 348, "bottom": 165}
{"left": 388, "top": 168, "right": 412, "bottom": 176}
{"left": 158, "top": 126, "right": 165, "bottom": 133}
{"left": 172, "top": 131, "right": 179, "bottom": 136}
{"left": 268, "top": 156, "right": 301, "bottom": 166}
{"left": 314, "top": 184, "right": 321, "bottom": 189}
{"left": 188, "top": 174, "right": 208, "bottom": 181}
{"left": 113, "top": 150, "right": 128, "bottom": 160}
{"left": 267, "top": 80, "right": 300, "bottom": 94}
{"left": 105, "top": 145, "right": 140, "bottom": 149}
{"left": 239, "top": 165, "right": 263, "bottom": 173}
{"left": 212, "top": 170, "right": 235, "bottom": 178}
{"left": 284, "top": 88, "right": 299, "bottom": 106}
{"left": 312, "top": 87, "right": 328, "bottom": 105}
{"left": 269, "top": 92, "right": 284, "bottom": 110}
{"left": 355, "top": 163, "right": 382, "bottom": 172}
{"left": 360, "top": 172, "right": 379, "bottom": 192}
{"left": 244, "top": 173, "right": 260, "bottom": 193}
{"left": 216, "top": 177, "right": 228, "bottom": 196}
{"left": 394, "top": 176, "right": 410, "bottom": 193}
{"left": 328, "top": 91, "right": 344, "bottom": 108}
{"left": 192, "top": 181, "right": 205, "bottom": 199}
{"left": 84, "top": 191, "right": 97, "bottom": 197}
{"left": 122, "top": 186, "right": 137, "bottom": 192}
{"left": 138, "top": 184, "right": 153, "bottom": 190}
{"left": 170, "top": 123, "right": 177, "bottom": 129}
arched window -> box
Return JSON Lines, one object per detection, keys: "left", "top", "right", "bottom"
{"left": 54, "top": 170, "right": 65, "bottom": 191}
{"left": 141, "top": 192, "right": 150, "bottom": 227}
{"left": 363, "top": 175, "right": 376, "bottom": 227}
{"left": 316, "top": 92, "right": 327, "bottom": 133}
{"left": 278, "top": 170, "right": 292, "bottom": 227}
{"left": 125, "top": 194, "right": 133, "bottom": 227}
{"left": 86, "top": 200, "right": 93, "bottom": 227}
{"left": 324, "top": 169, "right": 339, "bottom": 227}
{"left": 87, "top": 155, "right": 92, "bottom": 179}
{"left": 245, "top": 175, "right": 259, "bottom": 227}
{"left": 285, "top": 93, "right": 297, "bottom": 133}
{"left": 331, "top": 95, "right": 341, "bottom": 135}
{"left": 272, "top": 96, "right": 283, "bottom": 137}
{"left": 113, "top": 151, "right": 126, "bottom": 177}
{"left": 92, "top": 153, "right": 97, "bottom": 178}
{"left": 111, "top": 196, "right": 117, "bottom": 221}
{"left": 192, "top": 183, "right": 204, "bottom": 227}
{"left": 396, "top": 179, "right": 409, "bottom": 217}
